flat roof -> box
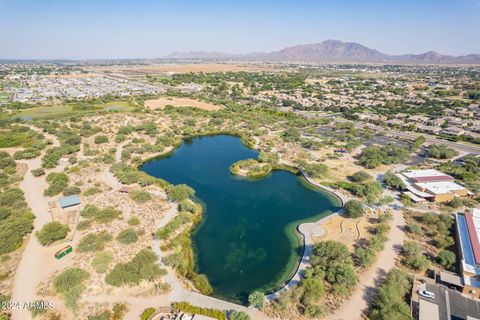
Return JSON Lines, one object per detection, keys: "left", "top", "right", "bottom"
{"left": 58, "top": 195, "right": 81, "bottom": 208}
{"left": 402, "top": 169, "right": 448, "bottom": 179}
{"left": 439, "top": 271, "right": 464, "bottom": 287}
{"left": 419, "top": 299, "right": 439, "bottom": 320}
{"left": 416, "top": 181, "right": 466, "bottom": 195}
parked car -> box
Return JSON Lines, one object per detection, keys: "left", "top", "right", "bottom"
{"left": 418, "top": 289, "right": 435, "bottom": 299}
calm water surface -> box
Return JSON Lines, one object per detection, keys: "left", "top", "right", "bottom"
{"left": 140, "top": 135, "right": 340, "bottom": 302}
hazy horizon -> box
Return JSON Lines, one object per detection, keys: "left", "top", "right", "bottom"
{"left": 1, "top": 0, "right": 479, "bottom": 60}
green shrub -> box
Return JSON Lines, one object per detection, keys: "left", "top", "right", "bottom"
{"left": 91, "top": 251, "right": 113, "bottom": 273}
{"left": 83, "top": 187, "right": 101, "bottom": 196}
{"left": 36, "top": 222, "right": 70, "bottom": 245}
{"left": 383, "top": 171, "right": 405, "bottom": 190}
{"left": 77, "top": 220, "right": 92, "bottom": 231}
{"left": 193, "top": 274, "right": 213, "bottom": 295}
{"left": 369, "top": 269, "right": 412, "bottom": 320}
{"left": 248, "top": 291, "right": 264, "bottom": 309}
{"left": 80, "top": 205, "right": 122, "bottom": 223}
{"left": 407, "top": 223, "right": 423, "bottom": 235}
{"left": 77, "top": 231, "right": 113, "bottom": 252}
{"left": 229, "top": 311, "right": 250, "bottom": 320}
{"left": 140, "top": 308, "right": 155, "bottom": 320}
{"left": 53, "top": 268, "right": 89, "bottom": 310}
{"left": 437, "top": 250, "right": 456, "bottom": 269}
{"left": 94, "top": 135, "right": 109, "bottom": 144}
{"left": 172, "top": 302, "right": 226, "bottom": 320}
{"left": 156, "top": 213, "right": 192, "bottom": 240}
{"left": 116, "top": 228, "right": 139, "bottom": 244}
{"left": 105, "top": 249, "right": 165, "bottom": 286}
{"left": 44, "top": 173, "right": 69, "bottom": 196}
{"left": 129, "top": 190, "right": 152, "bottom": 203}
{"left": 402, "top": 241, "right": 430, "bottom": 272}
{"left": 344, "top": 200, "right": 365, "bottom": 218}
{"left": 31, "top": 168, "right": 45, "bottom": 177}
{"left": 348, "top": 171, "right": 371, "bottom": 183}
{"left": 128, "top": 216, "right": 141, "bottom": 226}
{"left": 167, "top": 184, "right": 195, "bottom": 202}
{"left": 63, "top": 186, "right": 81, "bottom": 196}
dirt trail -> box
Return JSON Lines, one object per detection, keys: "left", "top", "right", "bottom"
{"left": 330, "top": 207, "right": 405, "bottom": 320}
{"left": 11, "top": 133, "right": 69, "bottom": 320}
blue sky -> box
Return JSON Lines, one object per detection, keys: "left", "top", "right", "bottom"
{"left": 1, "top": 0, "right": 479, "bottom": 59}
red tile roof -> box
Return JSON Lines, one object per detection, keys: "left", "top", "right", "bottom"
{"left": 412, "top": 176, "right": 454, "bottom": 183}
{"left": 465, "top": 212, "right": 480, "bottom": 266}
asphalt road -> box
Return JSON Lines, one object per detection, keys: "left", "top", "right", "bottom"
{"left": 356, "top": 122, "right": 480, "bottom": 155}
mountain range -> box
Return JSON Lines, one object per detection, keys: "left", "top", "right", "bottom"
{"left": 162, "top": 40, "right": 480, "bottom": 64}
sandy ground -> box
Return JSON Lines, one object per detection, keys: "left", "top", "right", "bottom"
{"left": 330, "top": 205, "right": 406, "bottom": 320}
{"left": 11, "top": 155, "right": 71, "bottom": 319}
{"left": 144, "top": 97, "right": 223, "bottom": 111}
{"left": 90, "top": 63, "right": 278, "bottom": 75}
{"left": 312, "top": 214, "right": 375, "bottom": 250}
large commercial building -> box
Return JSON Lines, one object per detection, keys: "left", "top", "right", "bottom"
{"left": 455, "top": 209, "right": 480, "bottom": 299}
{"left": 396, "top": 169, "right": 470, "bottom": 203}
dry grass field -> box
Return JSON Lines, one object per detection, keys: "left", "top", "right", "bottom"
{"left": 90, "top": 63, "right": 280, "bottom": 75}
{"left": 144, "top": 97, "right": 223, "bottom": 111}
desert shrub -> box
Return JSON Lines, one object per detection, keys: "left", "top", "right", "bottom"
{"left": 53, "top": 268, "right": 89, "bottom": 310}
{"left": 301, "top": 162, "right": 328, "bottom": 178}
{"left": 0, "top": 188, "right": 35, "bottom": 254}
{"left": 402, "top": 241, "right": 430, "bottom": 272}
{"left": 192, "top": 274, "right": 213, "bottom": 295}
{"left": 172, "top": 302, "right": 226, "bottom": 320}
{"left": 344, "top": 200, "right": 365, "bottom": 218}
{"left": 348, "top": 171, "right": 371, "bottom": 183}
{"left": 36, "top": 222, "right": 70, "bottom": 245}
{"left": 129, "top": 190, "right": 152, "bottom": 203}
{"left": 248, "top": 291, "right": 265, "bottom": 309}
{"left": 63, "top": 186, "right": 81, "bottom": 196}
{"left": 383, "top": 171, "right": 405, "bottom": 190}
{"left": 77, "top": 231, "right": 113, "bottom": 252}
{"left": 407, "top": 223, "right": 423, "bottom": 235}
{"left": 426, "top": 144, "right": 458, "bottom": 159}
{"left": 178, "top": 200, "right": 196, "bottom": 213}
{"left": 77, "top": 220, "right": 92, "bottom": 231}
{"left": 83, "top": 186, "right": 101, "bottom": 196}
{"left": 127, "top": 216, "right": 141, "bottom": 226}
{"left": 167, "top": 184, "right": 195, "bottom": 202}
{"left": 31, "top": 168, "right": 45, "bottom": 177}
{"left": 140, "top": 308, "right": 156, "bottom": 320}
{"left": 369, "top": 269, "right": 412, "bottom": 320}
{"left": 94, "top": 135, "right": 109, "bottom": 144}
{"left": 80, "top": 205, "right": 122, "bottom": 223}
{"left": 105, "top": 249, "right": 165, "bottom": 286}
{"left": 358, "top": 145, "right": 410, "bottom": 168}
{"left": 116, "top": 228, "right": 138, "bottom": 244}
{"left": 91, "top": 251, "right": 113, "bottom": 273}
{"left": 310, "top": 241, "right": 357, "bottom": 296}
{"left": 44, "top": 172, "right": 69, "bottom": 196}
{"left": 258, "top": 151, "right": 279, "bottom": 164}
{"left": 229, "top": 311, "right": 250, "bottom": 320}
{"left": 28, "top": 300, "right": 49, "bottom": 317}
{"left": 437, "top": 250, "right": 456, "bottom": 269}
{"left": 156, "top": 213, "right": 192, "bottom": 240}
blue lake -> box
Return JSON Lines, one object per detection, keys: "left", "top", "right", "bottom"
{"left": 140, "top": 135, "right": 341, "bottom": 302}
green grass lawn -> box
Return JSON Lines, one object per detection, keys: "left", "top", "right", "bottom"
{"left": 15, "top": 101, "right": 133, "bottom": 119}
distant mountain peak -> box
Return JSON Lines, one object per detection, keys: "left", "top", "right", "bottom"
{"left": 162, "top": 40, "right": 480, "bottom": 64}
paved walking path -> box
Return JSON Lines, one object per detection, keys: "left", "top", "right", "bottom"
{"left": 267, "top": 172, "right": 348, "bottom": 300}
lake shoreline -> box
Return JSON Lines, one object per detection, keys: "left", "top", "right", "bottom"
{"left": 139, "top": 133, "right": 345, "bottom": 303}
